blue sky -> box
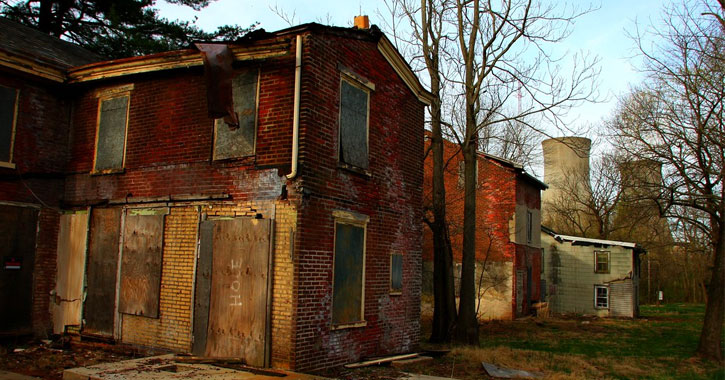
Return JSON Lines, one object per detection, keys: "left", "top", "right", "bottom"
{"left": 157, "top": 0, "right": 666, "bottom": 139}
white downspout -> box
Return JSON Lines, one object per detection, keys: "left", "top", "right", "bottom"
{"left": 286, "top": 35, "right": 302, "bottom": 179}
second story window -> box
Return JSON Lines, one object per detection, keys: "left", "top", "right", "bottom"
{"left": 526, "top": 210, "right": 533, "bottom": 243}
{"left": 94, "top": 88, "right": 131, "bottom": 173}
{"left": 595, "top": 250, "right": 610, "bottom": 273}
{"left": 213, "top": 69, "right": 259, "bottom": 160}
{"left": 339, "top": 77, "right": 370, "bottom": 170}
{"left": 0, "top": 85, "right": 18, "bottom": 167}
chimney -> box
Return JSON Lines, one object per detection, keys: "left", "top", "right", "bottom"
{"left": 354, "top": 15, "right": 370, "bottom": 29}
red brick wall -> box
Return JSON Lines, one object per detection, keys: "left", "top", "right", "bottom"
{"left": 292, "top": 31, "right": 424, "bottom": 371}
{"left": 0, "top": 73, "right": 69, "bottom": 335}
{"left": 65, "top": 53, "right": 296, "bottom": 203}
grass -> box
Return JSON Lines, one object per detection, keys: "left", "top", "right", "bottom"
{"left": 397, "top": 303, "right": 724, "bottom": 380}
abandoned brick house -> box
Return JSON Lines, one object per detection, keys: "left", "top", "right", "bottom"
{"left": 422, "top": 136, "right": 547, "bottom": 320}
{"left": 0, "top": 16, "right": 432, "bottom": 371}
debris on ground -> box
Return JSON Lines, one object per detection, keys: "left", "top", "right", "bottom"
{"left": 481, "top": 362, "right": 543, "bottom": 379}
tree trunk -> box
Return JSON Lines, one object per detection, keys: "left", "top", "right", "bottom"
{"left": 697, "top": 221, "right": 724, "bottom": 361}
{"left": 429, "top": 95, "right": 456, "bottom": 343}
{"left": 453, "top": 141, "right": 479, "bottom": 345}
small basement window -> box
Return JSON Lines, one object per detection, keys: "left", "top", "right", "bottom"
{"left": 339, "top": 77, "right": 370, "bottom": 170}
{"left": 390, "top": 253, "right": 403, "bottom": 294}
{"left": 331, "top": 210, "right": 368, "bottom": 328}
{"left": 0, "top": 85, "right": 18, "bottom": 167}
{"left": 594, "top": 285, "right": 609, "bottom": 309}
{"left": 594, "top": 251, "right": 610, "bottom": 273}
{"left": 94, "top": 89, "right": 131, "bottom": 173}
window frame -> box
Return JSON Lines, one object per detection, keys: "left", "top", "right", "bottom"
{"left": 594, "top": 250, "right": 610, "bottom": 274}
{"left": 526, "top": 210, "right": 533, "bottom": 243}
{"left": 330, "top": 210, "right": 369, "bottom": 330}
{"left": 0, "top": 85, "right": 19, "bottom": 169}
{"left": 212, "top": 68, "right": 260, "bottom": 161}
{"left": 390, "top": 253, "right": 403, "bottom": 295}
{"left": 594, "top": 285, "right": 609, "bottom": 309}
{"left": 337, "top": 70, "right": 373, "bottom": 172}
{"left": 92, "top": 85, "right": 133, "bottom": 174}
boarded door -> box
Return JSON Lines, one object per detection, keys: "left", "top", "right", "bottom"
{"left": 118, "top": 213, "right": 164, "bottom": 318}
{"left": 83, "top": 208, "right": 122, "bottom": 337}
{"left": 53, "top": 213, "right": 89, "bottom": 334}
{"left": 0, "top": 205, "right": 38, "bottom": 334}
{"left": 193, "top": 218, "right": 271, "bottom": 366}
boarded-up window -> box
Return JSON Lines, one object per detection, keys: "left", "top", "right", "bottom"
{"left": 595, "top": 285, "right": 609, "bottom": 308}
{"left": 119, "top": 211, "right": 165, "bottom": 318}
{"left": 332, "top": 212, "right": 367, "bottom": 327}
{"left": 594, "top": 251, "right": 610, "bottom": 273}
{"left": 94, "top": 95, "right": 129, "bottom": 172}
{"left": 0, "top": 85, "right": 18, "bottom": 164}
{"left": 390, "top": 253, "right": 403, "bottom": 294}
{"left": 213, "top": 69, "right": 259, "bottom": 160}
{"left": 339, "top": 79, "right": 369, "bottom": 169}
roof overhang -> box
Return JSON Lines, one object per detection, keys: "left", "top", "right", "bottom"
{"left": 0, "top": 49, "right": 67, "bottom": 82}
{"left": 377, "top": 35, "right": 433, "bottom": 106}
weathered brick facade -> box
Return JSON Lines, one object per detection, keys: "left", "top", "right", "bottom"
{"left": 422, "top": 137, "right": 545, "bottom": 319}
{"left": 1, "top": 20, "right": 428, "bottom": 371}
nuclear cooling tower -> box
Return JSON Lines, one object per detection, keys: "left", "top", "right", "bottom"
{"left": 541, "top": 137, "right": 599, "bottom": 236}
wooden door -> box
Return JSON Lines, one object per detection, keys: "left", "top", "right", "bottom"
{"left": 53, "top": 212, "right": 89, "bottom": 334}
{"left": 0, "top": 206, "right": 38, "bottom": 335}
{"left": 193, "top": 218, "right": 271, "bottom": 366}
{"left": 83, "top": 208, "right": 122, "bottom": 337}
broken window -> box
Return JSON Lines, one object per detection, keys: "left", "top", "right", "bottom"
{"left": 213, "top": 69, "right": 259, "bottom": 160}
{"left": 339, "top": 78, "right": 369, "bottom": 169}
{"left": 118, "top": 209, "right": 166, "bottom": 318}
{"left": 94, "top": 92, "right": 130, "bottom": 172}
{"left": 594, "top": 251, "right": 610, "bottom": 274}
{"left": 331, "top": 210, "right": 368, "bottom": 328}
{"left": 390, "top": 253, "right": 403, "bottom": 294}
{"left": 526, "top": 210, "right": 533, "bottom": 243}
{"left": 594, "top": 285, "right": 609, "bottom": 308}
{"left": 0, "top": 85, "right": 18, "bottom": 165}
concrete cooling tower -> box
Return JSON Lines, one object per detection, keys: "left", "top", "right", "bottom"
{"left": 541, "top": 137, "right": 599, "bottom": 236}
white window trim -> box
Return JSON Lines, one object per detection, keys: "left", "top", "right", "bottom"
{"left": 0, "top": 86, "right": 19, "bottom": 168}
{"left": 594, "top": 285, "right": 609, "bottom": 309}
{"left": 337, "top": 73, "right": 372, "bottom": 172}
{"left": 330, "top": 210, "right": 368, "bottom": 330}
{"left": 92, "top": 85, "right": 133, "bottom": 174}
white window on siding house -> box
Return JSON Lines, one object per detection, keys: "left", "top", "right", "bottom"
{"left": 94, "top": 87, "right": 132, "bottom": 173}
{"left": 339, "top": 77, "right": 370, "bottom": 170}
{"left": 331, "top": 210, "right": 368, "bottom": 329}
{"left": 594, "top": 250, "right": 610, "bottom": 273}
{"left": 595, "top": 285, "right": 609, "bottom": 308}
{"left": 213, "top": 69, "right": 259, "bottom": 160}
{"left": 0, "top": 85, "right": 18, "bottom": 168}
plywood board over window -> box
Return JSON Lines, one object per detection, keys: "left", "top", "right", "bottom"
{"left": 0, "top": 85, "right": 18, "bottom": 166}
{"left": 390, "top": 253, "right": 403, "bottom": 294}
{"left": 119, "top": 210, "right": 166, "bottom": 318}
{"left": 339, "top": 76, "right": 371, "bottom": 169}
{"left": 331, "top": 210, "right": 368, "bottom": 328}
{"left": 213, "top": 69, "right": 259, "bottom": 160}
{"left": 94, "top": 91, "right": 130, "bottom": 172}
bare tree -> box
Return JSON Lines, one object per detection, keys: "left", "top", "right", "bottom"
{"left": 611, "top": 0, "right": 724, "bottom": 361}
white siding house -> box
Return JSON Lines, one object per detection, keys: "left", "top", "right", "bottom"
{"left": 541, "top": 227, "right": 645, "bottom": 318}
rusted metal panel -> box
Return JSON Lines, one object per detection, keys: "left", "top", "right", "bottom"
{"left": 53, "top": 212, "right": 89, "bottom": 334}
{"left": 84, "top": 208, "right": 121, "bottom": 336}
{"left": 339, "top": 79, "right": 369, "bottom": 168}
{"left": 196, "top": 43, "right": 237, "bottom": 125}
{"left": 205, "top": 218, "right": 270, "bottom": 366}
{"left": 94, "top": 95, "right": 128, "bottom": 171}
{"left": 332, "top": 223, "right": 365, "bottom": 325}
{"left": 118, "top": 213, "right": 164, "bottom": 318}
{"left": 213, "top": 69, "right": 258, "bottom": 160}
{"left": 192, "top": 220, "right": 214, "bottom": 356}
{"left": 0, "top": 205, "right": 38, "bottom": 334}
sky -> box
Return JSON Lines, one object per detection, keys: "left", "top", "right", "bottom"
{"left": 157, "top": 0, "right": 668, "bottom": 172}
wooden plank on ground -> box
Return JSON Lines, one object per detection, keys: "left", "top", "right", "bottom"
{"left": 53, "top": 213, "right": 88, "bottom": 334}
{"left": 119, "top": 213, "right": 164, "bottom": 318}
{"left": 205, "top": 218, "right": 270, "bottom": 367}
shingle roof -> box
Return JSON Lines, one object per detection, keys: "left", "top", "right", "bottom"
{"left": 0, "top": 17, "right": 103, "bottom": 69}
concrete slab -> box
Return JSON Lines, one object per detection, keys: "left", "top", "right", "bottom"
{"left": 0, "top": 370, "right": 40, "bottom": 380}
{"left": 63, "top": 355, "right": 327, "bottom": 380}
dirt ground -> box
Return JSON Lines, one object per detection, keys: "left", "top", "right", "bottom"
{"left": 0, "top": 336, "right": 141, "bottom": 380}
